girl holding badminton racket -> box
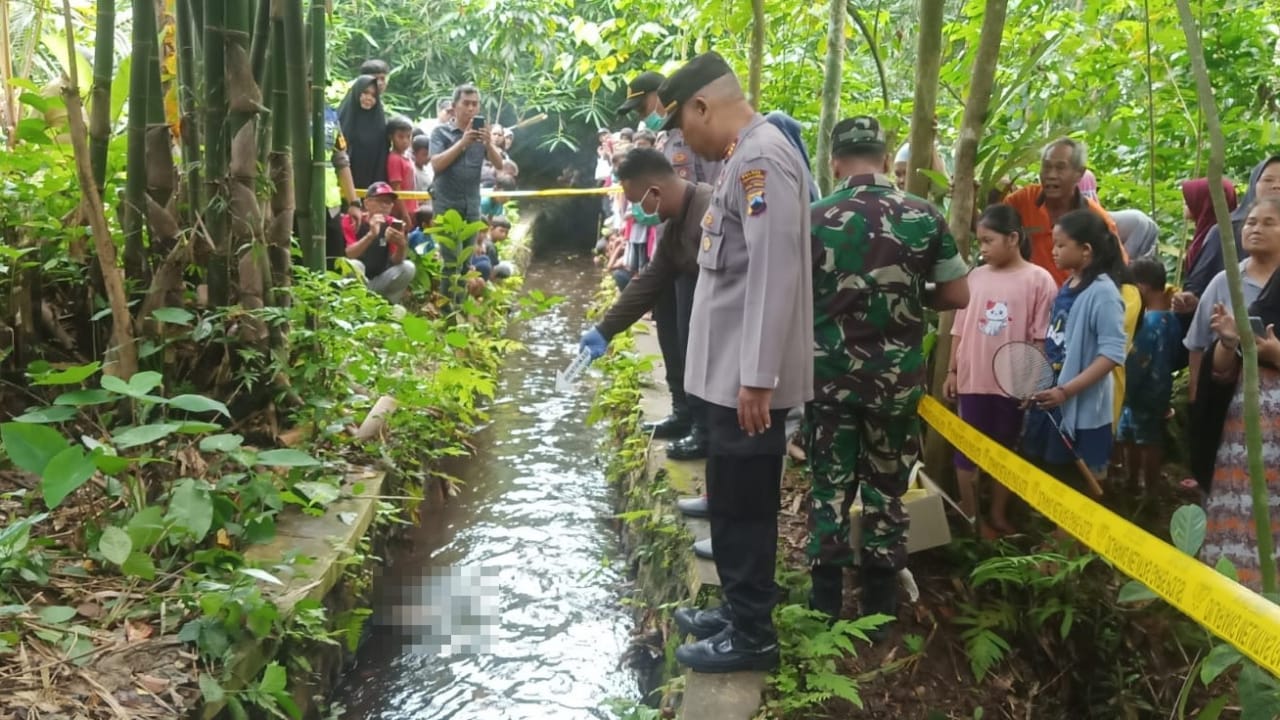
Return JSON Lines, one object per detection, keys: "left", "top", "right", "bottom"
{"left": 945, "top": 205, "right": 1057, "bottom": 536}
{"left": 1018, "top": 210, "right": 1129, "bottom": 494}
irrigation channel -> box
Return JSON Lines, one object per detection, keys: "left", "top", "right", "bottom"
{"left": 335, "top": 254, "right": 640, "bottom": 719}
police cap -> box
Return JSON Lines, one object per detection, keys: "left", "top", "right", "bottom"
{"left": 616, "top": 71, "right": 666, "bottom": 116}
{"left": 657, "top": 52, "right": 734, "bottom": 132}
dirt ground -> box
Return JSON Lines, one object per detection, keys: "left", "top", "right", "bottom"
{"left": 772, "top": 458, "right": 1206, "bottom": 720}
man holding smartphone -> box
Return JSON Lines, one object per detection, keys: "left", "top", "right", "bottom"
{"left": 341, "top": 182, "right": 417, "bottom": 303}
{"left": 430, "top": 84, "right": 505, "bottom": 300}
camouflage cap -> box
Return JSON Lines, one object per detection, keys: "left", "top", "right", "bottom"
{"left": 831, "top": 116, "right": 886, "bottom": 154}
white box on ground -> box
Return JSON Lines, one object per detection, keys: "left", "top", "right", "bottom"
{"left": 848, "top": 467, "right": 952, "bottom": 558}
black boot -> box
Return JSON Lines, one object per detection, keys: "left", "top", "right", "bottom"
{"left": 859, "top": 567, "right": 899, "bottom": 643}
{"left": 667, "top": 431, "right": 708, "bottom": 460}
{"left": 673, "top": 605, "right": 731, "bottom": 640}
{"left": 808, "top": 565, "right": 843, "bottom": 619}
{"left": 643, "top": 412, "right": 692, "bottom": 440}
{"left": 675, "top": 624, "right": 779, "bottom": 673}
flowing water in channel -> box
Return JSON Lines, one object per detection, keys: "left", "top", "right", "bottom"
{"left": 336, "top": 255, "right": 638, "bottom": 719}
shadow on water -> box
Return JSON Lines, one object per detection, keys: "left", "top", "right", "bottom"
{"left": 335, "top": 254, "right": 637, "bottom": 720}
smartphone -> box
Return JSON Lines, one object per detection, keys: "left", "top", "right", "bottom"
{"left": 471, "top": 116, "right": 485, "bottom": 130}
{"left": 388, "top": 217, "right": 404, "bottom": 228}
{"left": 1250, "top": 316, "right": 1266, "bottom": 336}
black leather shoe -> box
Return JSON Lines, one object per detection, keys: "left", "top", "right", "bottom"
{"left": 692, "top": 537, "right": 713, "bottom": 560}
{"left": 674, "top": 605, "right": 731, "bottom": 640}
{"left": 676, "top": 496, "right": 709, "bottom": 518}
{"left": 666, "top": 433, "right": 708, "bottom": 461}
{"left": 643, "top": 413, "right": 692, "bottom": 440}
{"left": 859, "top": 567, "right": 899, "bottom": 642}
{"left": 808, "top": 565, "right": 843, "bottom": 620}
{"left": 675, "top": 625, "right": 779, "bottom": 673}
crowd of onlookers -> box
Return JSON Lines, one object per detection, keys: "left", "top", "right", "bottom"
{"left": 325, "top": 59, "right": 518, "bottom": 304}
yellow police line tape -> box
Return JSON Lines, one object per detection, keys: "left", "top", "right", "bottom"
{"left": 917, "top": 394, "right": 1280, "bottom": 677}
{"left": 355, "top": 186, "right": 621, "bottom": 201}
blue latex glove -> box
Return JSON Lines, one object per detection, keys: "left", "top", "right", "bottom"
{"left": 580, "top": 327, "right": 608, "bottom": 360}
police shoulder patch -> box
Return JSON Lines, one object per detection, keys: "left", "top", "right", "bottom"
{"left": 741, "top": 169, "right": 767, "bottom": 216}
{"left": 674, "top": 152, "right": 688, "bottom": 163}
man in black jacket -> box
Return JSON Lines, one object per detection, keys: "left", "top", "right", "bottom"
{"left": 580, "top": 149, "right": 712, "bottom": 487}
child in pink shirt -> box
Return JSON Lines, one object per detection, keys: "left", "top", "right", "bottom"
{"left": 944, "top": 204, "right": 1057, "bottom": 536}
{"left": 385, "top": 116, "right": 417, "bottom": 220}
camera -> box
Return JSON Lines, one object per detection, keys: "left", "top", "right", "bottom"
{"left": 472, "top": 116, "right": 485, "bottom": 130}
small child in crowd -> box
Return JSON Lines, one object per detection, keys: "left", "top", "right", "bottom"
{"left": 469, "top": 218, "right": 505, "bottom": 281}
{"left": 408, "top": 205, "right": 435, "bottom": 257}
{"left": 1117, "top": 258, "right": 1182, "bottom": 490}
{"left": 946, "top": 204, "right": 1057, "bottom": 536}
{"left": 411, "top": 135, "right": 433, "bottom": 194}
{"left": 385, "top": 116, "right": 417, "bottom": 220}
{"left": 634, "top": 130, "right": 656, "bottom": 150}
{"left": 481, "top": 174, "right": 516, "bottom": 220}
{"left": 1022, "top": 210, "right": 1130, "bottom": 489}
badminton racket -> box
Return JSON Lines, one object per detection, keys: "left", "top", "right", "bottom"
{"left": 991, "top": 341, "right": 1105, "bottom": 497}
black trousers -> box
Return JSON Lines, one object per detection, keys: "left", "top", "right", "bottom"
{"left": 654, "top": 281, "right": 687, "bottom": 416}
{"left": 703, "top": 400, "right": 789, "bottom": 636}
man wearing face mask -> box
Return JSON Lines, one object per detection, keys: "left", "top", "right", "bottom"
{"left": 607, "top": 71, "right": 720, "bottom": 463}
{"left": 581, "top": 149, "right": 712, "bottom": 427}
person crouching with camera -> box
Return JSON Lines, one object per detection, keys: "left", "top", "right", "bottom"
{"left": 341, "top": 182, "right": 417, "bottom": 304}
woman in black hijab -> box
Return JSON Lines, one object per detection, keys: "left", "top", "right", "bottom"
{"left": 338, "top": 75, "right": 388, "bottom": 190}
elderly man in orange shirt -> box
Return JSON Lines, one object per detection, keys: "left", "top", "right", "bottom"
{"left": 1004, "top": 138, "right": 1126, "bottom": 286}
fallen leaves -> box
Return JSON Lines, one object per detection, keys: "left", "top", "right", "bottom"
{"left": 125, "top": 619, "right": 153, "bottom": 643}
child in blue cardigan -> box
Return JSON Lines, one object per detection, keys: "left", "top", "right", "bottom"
{"left": 1024, "top": 210, "right": 1130, "bottom": 487}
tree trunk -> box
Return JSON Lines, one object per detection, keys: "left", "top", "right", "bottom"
{"left": 88, "top": 0, "right": 115, "bottom": 192}
{"left": 815, "top": 0, "right": 845, "bottom": 197}
{"left": 124, "top": 0, "right": 158, "bottom": 282}
{"left": 60, "top": 0, "right": 137, "bottom": 380}
{"left": 905, "top": 0, "right": 945, "bottom": 200}
{"left": 204, "top": 0, "right": 230, "bottom": 306}
{"left": 922, "top": 0, "right": 1008, "bottom": 482}
{"left": 307, "top": 0, "right": 327, "bottom": 272}
{"left": 848, "top": 4, "right": 890, "bottom": 111}
{"left": 1174, "top": 0, "right": 1274, "bottom": 596}
{"left": 267, "top": 9, "right": 294, "bottom": 314}
{"left": 748, "top": 0, "right": 764, "bottom": 109}
{"left": 176, "top": 0, "right": 201, "bottom": 219}
{"left": 0, "top": 1, "right": 16, "bottom": 148}
{"left": 284, "top": 0, "right": 314, "bottom": 269}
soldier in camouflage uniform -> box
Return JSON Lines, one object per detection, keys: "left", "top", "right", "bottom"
{"left": 806, "top": 117, "right": 970, "bottom": 633}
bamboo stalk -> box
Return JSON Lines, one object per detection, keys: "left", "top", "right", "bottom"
{"left": 815, "top": 0, "right": 844, "bottom": 197}
{"left": 59, "top": 0, "right": 138, "bottom": 381}
{"left": 176, "top": 0, "right": 201, "bottom": 217}
{"left": 88, "top": 0, "right": 115, "bottom": 192}
{"left": 284, "top": 0, "right": 314, "bottom": 266}
{"left": 0, "top": 0, "right": 16, "bottom": 149}
{"left": 1174, "top": 0, "right": 1275, "bottom": 597}
{"left": 205, "top": 0, "right": 230, "bottom": 306}
{"left": 249, "top": 0, "right": 272, "bottom": 87}
{"left": 307, "top": 0, "right": 327, "bottom": 272}
{"left": 905, "top": 0, "right": 945, "bottom": 200}
{"left": 124, "top": 0, "right": 158, "bottom": 281}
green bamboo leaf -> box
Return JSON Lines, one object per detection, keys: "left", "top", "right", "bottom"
{"left": 53, "top": 389, "right": 118, "bottom": 406}
{"left": 12, "top": 406, "right": 79, "bottom": 424}
{"left": 1170, "top": 504, "right": 1207, "bottom": 556}
{"left": 1, "top": 422, "right": 70, "bottom": 474}
{"left": 97, "top": 526, "right": 132, "bottom": 565}
{"left": 113, "top": 423, "right": 181, "bottom": 449}
{"left": 255, "top": 449, "right": 322, "bottom": 467}
{"left": 121, "top": 552, "right": 156, "bottom": 580}
{"left": 150, "top": 307, "right": 195, "bottom": 325}
{"left": 166, "top": 478, "right": 214, "bottom": 541}
{"left": 31, "top": 362, "right": 102, "bottom": 386}
{"left": 37, "top": 606, "right": 77, "bottom": 625}
{"left": 240, "top": 567, "right": 285, "bottom": 586}
{"left": 1200, "top": 643, "right": 1243, "bottom": 684}
{"left": 198, "top": 674, "right": 225, "bottom": 703}
{"left": 41, "top": 446, "right": 98, "bottom": 509}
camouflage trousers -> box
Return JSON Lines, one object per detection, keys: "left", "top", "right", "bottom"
{"left": 804, "top": 403, "right": 921, "bottom": 572}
